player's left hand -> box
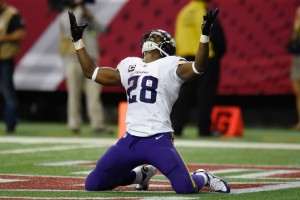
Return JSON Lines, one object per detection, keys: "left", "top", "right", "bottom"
{"left": 202, "top": 8, "right": 219, "bottom": 36}
{"left": 68, "top": 11, "right": 88, "bottom": 42}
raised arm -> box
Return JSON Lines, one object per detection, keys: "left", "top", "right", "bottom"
{"left": 176, "top": 9, "right": 219, "bottom": 81}
{"left": 68, "top": 11, "right": 121, "bottom": 86}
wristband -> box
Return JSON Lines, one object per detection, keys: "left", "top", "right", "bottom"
{"left": 74, "top": 39, "right": 85, "bottom": 50}
{"left": 92, "top": 67, "right": 99, "bottom": 82}
{"left": 200, "top": 34, "right": 209, "bottom": 43}
{"left": 192, "top": 62, "right": 201, "bottom": 74}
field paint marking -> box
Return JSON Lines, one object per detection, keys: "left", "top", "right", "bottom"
{"left": 0, "top": 178, "right": 25, "bottom": 183}
{"left": 188, "top": 163, "right": 300, "bottom": 170}
{"left": 0, "top": 137, "right": 116, "bottom": 145}
{"left": 1, "top": 173, "right": 300, "bottom": 194}
{"left": 0, "top": 144, "right": 102, "bottom": 154}
{"left": 40, "top": 160, "right": 90, "bottom": 166}
{"left": 71, "top": 171, "right": 91, "bottom": 175}
{"left": 208, "top": 169, "right": 252, "bottom": 174}
{"left": 231, "top": 181, "right": 300, "bottom": 194}
{"left": 227, "top": 170, "right": 300, "bottom": 179}
{"left": 1, "top": 173, "right": 111, "bottom": 179}
{"left": 1, "top": 136, "right": 300, "bottom": 150}
{"left": 174, "top": 140, "right": 300, "bottom": 150}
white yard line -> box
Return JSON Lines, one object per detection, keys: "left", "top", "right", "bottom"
{"left": 230, "top": 182, "right": 300, "bottom": 194}
{"left": 0, "top": 137, "right": 116, "bottom": 145}
{"left": 175, "top": 140, "right": 300, "bottom": 150}
{"left": 0, "top": 178, "right": 25, "bottom": 183}
{"left": 1, "top": 136, "right": 300, "bottom": 150}
{"left": 227, "top": 170, "right": 300, "bottom": 179}
{"left": 0, "top": 144, "right": 103, "bottom": 154}
{"left": 40, "top": 160, "right": 90, "bottom": 166}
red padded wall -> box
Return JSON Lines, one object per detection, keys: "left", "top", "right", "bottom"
{"left": 6, "top": 0, "right": 300, "bottom": 95}
{"left": 101, "top": 0, "right": 299, "bottom": 95}
{"left": 100, "top": 0, "right": 188, "bottom": 93}
{"left": 214, "top": 0, "right": 299, "bottom": 95}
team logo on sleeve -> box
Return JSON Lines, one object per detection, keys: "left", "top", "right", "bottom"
{"left": 128, "top": 65, "right": 136, "bottom": 72}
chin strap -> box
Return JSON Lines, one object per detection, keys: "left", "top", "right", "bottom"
{"left": 155, "top": 45, "right": 169, "bottom": 57}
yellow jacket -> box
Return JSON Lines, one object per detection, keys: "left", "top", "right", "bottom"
{"left": 175, "top": 0, "right": 214, "bottom": 58}
{"left": 0, "top": 6, "right": 21, "bottom": 59}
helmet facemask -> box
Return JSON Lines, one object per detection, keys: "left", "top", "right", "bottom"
{"left": 140, "top": 29, "right": 176, "bottom": 57}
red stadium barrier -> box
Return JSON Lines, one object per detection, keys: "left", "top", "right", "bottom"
{"left": 7, "top": 0, "right": 298, "bottom": 95}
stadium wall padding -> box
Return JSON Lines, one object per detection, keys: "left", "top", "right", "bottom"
{"left": 7, "top": 0, "right": 299, "bottom": 95}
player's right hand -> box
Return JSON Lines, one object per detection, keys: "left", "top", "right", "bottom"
{"left": 68, "top": 11, "right": 88, "bottom": 42}
{"left": 201, "top": 8, "right": 219, "bottom": 36}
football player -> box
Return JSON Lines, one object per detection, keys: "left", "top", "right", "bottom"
{"left": 68, "top": 9, "right": 230, "bottom": 194}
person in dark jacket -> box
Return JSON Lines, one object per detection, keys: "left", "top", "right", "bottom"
{"left": 171, "top": 0, "right": 226, "bottom": 137}
{"left": 0, "top": 0, "right": 26, "bottom": 133}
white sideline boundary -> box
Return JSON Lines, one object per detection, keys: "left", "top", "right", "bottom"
{"left": 1, "top": 136, "right": 300, "bottom": 150}
{"left": 0, "top": 144, "right": 102, "bottom": 154}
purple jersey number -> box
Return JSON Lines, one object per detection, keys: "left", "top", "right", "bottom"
{"left": 127, "top": 76, "right": 158, "bottom": 104}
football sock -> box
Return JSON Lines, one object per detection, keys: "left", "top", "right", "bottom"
{"left": 132, "top": 167, "right": 143, "bottom": 184}
{"left": 120, "top": 171, "right": 137, "bottom": 186}
{"left": 192, "top": 173, "right": 207, "bottom": 190}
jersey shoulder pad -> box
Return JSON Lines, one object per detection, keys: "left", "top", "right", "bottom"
{"left": 117, "top": 57, "right": 142, "bottom": 68}
{"left": 165, "top": 55, "right": 187, "bottom": 65}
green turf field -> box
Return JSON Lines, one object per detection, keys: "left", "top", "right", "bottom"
{"left": 0, "top": 122, "right": 300, "bottom": 199}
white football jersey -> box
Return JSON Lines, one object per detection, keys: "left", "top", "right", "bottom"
{"left": 117, "top": 56, "right": 187, "bottom": 137}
